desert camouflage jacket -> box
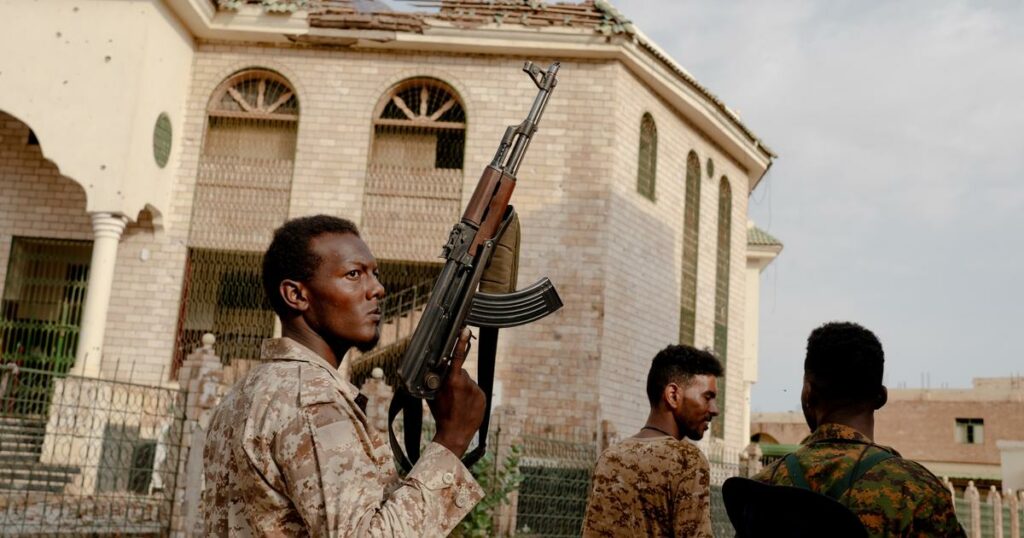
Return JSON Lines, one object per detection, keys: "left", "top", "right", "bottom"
{"left": 754, "top": 423, "right": 966, "bottom": 537}
{"left": 581, "top": 435, "right": 713, "bottom": 538}
{"left": 202, "top": 337, "right": 484, "bottom": 537}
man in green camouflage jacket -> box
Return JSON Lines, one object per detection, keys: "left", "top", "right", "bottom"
{"left": 755, "top": 322, "right": 966, "bottom": 537}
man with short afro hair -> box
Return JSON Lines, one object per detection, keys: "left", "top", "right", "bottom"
{"left": 754, "top": 321, "right": 965, "bottom": 537}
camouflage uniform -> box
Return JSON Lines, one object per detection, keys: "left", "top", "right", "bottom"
{"left": 581, "top": 436, "right": 713, "bottom": 537}
{"left": 754, "top": 423, "right": 966, "bottom": 537}
{"left": 202, "top": 337, "right": 484, "bottom": 537}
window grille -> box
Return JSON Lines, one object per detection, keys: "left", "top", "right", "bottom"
{"left": 679, "top": 151, "right": 701, "bottom": 345}
{"left": 636, "top": 113, "right": 658, "bottom": 201}
{"left": 955, "top": 418, "right": 984, "bottom": 444}
{"left": 1, "top": 237, "right": 91, "bottom": 383}
{"left": 175, "top": 249, "right": 274, "bottom": 366}
{"left": 711, "top": 178, "right": 732, "bottom": 439}
{"left": 361, "top": 78, "right": 466, "bottom": 262}
{"left": 173, "top": 70, "right": 299, "bottom": 375}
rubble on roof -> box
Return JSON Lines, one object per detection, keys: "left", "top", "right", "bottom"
{"left": 308, "top": 0, "right": 625, "bottom": 33}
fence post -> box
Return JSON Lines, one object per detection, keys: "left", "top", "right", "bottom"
{"left": 742, "top": 443, "right": 763, "bottom": 478}
{"left": 966, "top": 481, "right": 982, "bottom": 538}
{"left": 599, "top": 419, "right": 620, "bottom": 455}
{"left": 358, "top": 367, "right": 393, "bottom": 435}
{"left": 171, "top": 333, "right": 224, "bottom": 537}
{"left": 992, "top": 486, "right": 1004, "bottom": 538}
{"left": 1007, "top": 488, "right": 1018, "bottom": 538}
{"left": 493, "top": 405, "right": 524, "bottom": 537}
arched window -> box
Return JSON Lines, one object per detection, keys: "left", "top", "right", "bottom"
{"left": 174, "top": 69, "right": 300, "bottom": 373}
{"left": 711, "top": 177, "right": 732, "bottom": 439}
{"left": 361, "top": 78, "right": 466, "bottom": 263}
{"left": 679, "top": 151, "right": 701, "bottom": 345}
{"left": 636, "top": 113, "right": 657, "bottom": 200}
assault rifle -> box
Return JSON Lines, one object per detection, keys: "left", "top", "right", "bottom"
{"left": 389, "top": 61, "right": 564, "bottom": 472}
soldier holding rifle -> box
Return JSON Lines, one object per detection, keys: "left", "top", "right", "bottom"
{"left": 203, "top": 60, "right": 562, "bottom": 536}
{"left": 202, "top": 216, "right": 486, "bottom": 537}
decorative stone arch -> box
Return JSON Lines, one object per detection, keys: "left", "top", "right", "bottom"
{"left": 751, "top": 432, "right": 779, "bottom": 444}
{"left": 201, "top": 60, "right": 307, "bottom": 117}
{"left": 0, "top": 110, "right": 91, "bottom": 210}
{"left": 360, "top": 76, "right": 468, "bottom": 265}
{"left": 361, "top": 67, "right": 474, "bottom": 130}
{"left": 0, "top": 109, "right": 94, "bottom": 377}
{"left": 206, "top": 69, "right": 300, "bottom": 120}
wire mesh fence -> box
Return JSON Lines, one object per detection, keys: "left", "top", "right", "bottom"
{"left": 954, "top": 495, "right": 973, "bottom": 534}
{"left": 498, "top": 423, "right": 744, "bottom": 538}
{"left": 0, "top": 365, "right": 185, "bottom": 536}
{"left": 514, "top": 430, "right": 597, "bottom": 537}
{"left": 706, "top": 444, "right": 744, "bottom": 538}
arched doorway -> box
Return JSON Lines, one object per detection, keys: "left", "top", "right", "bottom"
{"left": 0, "top": 110, "right": 93, "bottom": 413}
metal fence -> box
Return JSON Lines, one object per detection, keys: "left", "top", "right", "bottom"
{"left": 706, "top": 444, "right": 744, "bottom": 538}
{"left": 515, "top": 431, "right": 597, "bottom": 537}
{"left": 493, "top": 422, "right": 743, "bottom": 538}
{"left": 0, "top": 365, "right": 185, "bottom": 536}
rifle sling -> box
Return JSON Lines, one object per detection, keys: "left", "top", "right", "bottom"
{"left": 461, "top": 326, "right": 497, "bottom": 468}
{"left": 387, "top": 328, "right": 498, "bottom": 473}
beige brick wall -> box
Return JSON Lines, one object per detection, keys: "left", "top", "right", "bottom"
{"left": 2, "top": 43, "right": 759, "bottom": 449}
{"left": 171, "top": 46, "right": 617, "bottom": 431}
{"left": 597, "top": 64, "right": 750, "bottom": 450}
{"left": 876, "top": 399, "right": 1024, "bottom": 465}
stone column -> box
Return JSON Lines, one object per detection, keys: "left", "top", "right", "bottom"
{"left": 70, "top": 212, "right": 129, "bottom": 377}
{"left": 171, "top": 334, "right": 225, "bottom": 537}
{"left": 742, "top": 443, "right": 763, "bottom": 478}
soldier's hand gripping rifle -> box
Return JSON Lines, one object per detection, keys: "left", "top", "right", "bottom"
{"left": 389, "top": 61, "right": 563, "bottom": 472}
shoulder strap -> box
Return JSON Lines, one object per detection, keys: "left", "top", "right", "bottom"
{"left": 783, "top": 453, "right": 812, "bottom": 490}
{"left": 783, "top": 445, "right": 896, "bottom": 501}
{"left": 825, "top": 446, "right": 896, "bottom": 501}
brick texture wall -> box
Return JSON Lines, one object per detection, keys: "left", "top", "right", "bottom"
{"left": 598, "top": 64, "right": 750, "bottom": 449}
{"left": 1, "top": 43, "right": 758, "bottom": 451}
{"left": 876, "top": 399, "right": 1024, "bottom": 465}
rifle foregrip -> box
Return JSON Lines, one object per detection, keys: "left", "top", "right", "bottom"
{"left": 465, "top": 278, "right": 563, "bottom": 328}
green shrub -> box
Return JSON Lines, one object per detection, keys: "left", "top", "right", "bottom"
{"left": 452, "top": 445, "right": 523, "bottom": 537}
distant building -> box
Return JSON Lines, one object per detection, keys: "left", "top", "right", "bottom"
{"left": 750, "top": 410, "right": 807, "bottom": 445}
{"left": 876, "top": 377, "right": 1024, "bottom": 489}
{"left": 750, "top": 377, "right": 1024, "bottom": 489}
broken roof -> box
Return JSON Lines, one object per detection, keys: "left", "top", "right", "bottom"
{"left": 214, "top": 0, "right": 775, "bottom": 161}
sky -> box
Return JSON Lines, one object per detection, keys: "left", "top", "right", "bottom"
{"left": 610, "top": 0, "right": 1024, "bottom": 411}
